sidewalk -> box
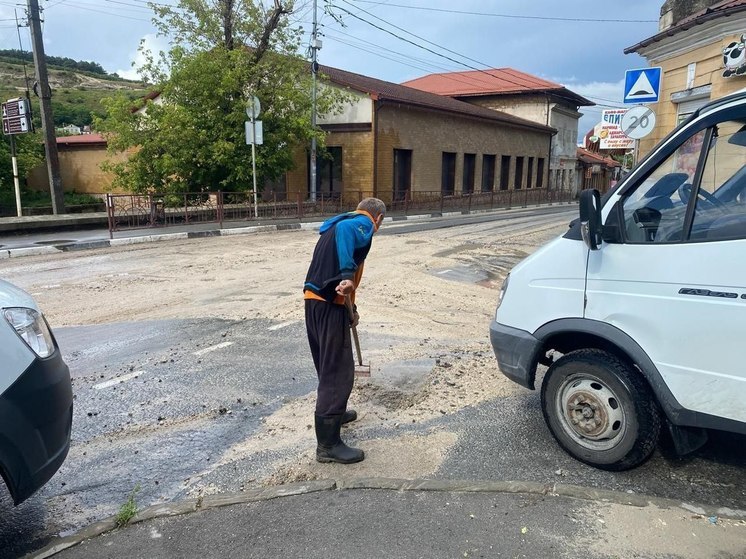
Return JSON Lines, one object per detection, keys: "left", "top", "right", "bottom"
{"left": 32, "top": 478, "right": 746, "bottom": 559}
{"left": 0, "top": 204, "right": 576, "bottom": 259}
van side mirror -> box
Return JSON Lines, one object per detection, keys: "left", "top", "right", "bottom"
{"left": 579, "top": 189, "right": 602, "bottom": 250}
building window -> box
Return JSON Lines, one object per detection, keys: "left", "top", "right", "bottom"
{"left": 393, "top": 149, "right": 412, "bottom": 202}
{"left": 515, "top": 156, "right": 524, "bottom": 190}
{"left": 500, "top": 155, "right": 511, "bottom": 190}
{"left": 537, "top": 158, "right": 545, "bottom": 188}
{"left": 463, "top": 153, "right": 476, "bottom": 194}
{"left": 309, "top": 146, "right": 343, "bottom": 198}
{"left": 527, "top": 157, "right": 534, "bottom": 189}
{"left": 481, "top": 154, "right": 496, "bottom": 192}
{"left": 442, "top": 152, "right": 456, "bottom": 195}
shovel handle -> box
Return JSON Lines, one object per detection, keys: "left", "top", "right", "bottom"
{"left": 344, "top": 296, "right": 364, "bottom": 366}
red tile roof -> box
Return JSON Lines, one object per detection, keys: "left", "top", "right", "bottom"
{"left": 402, "top": 68, "right": 593, "bottom": 106}
{"left": 625, "top": 0, "right": 746, "bottom": 53}
{"left": 56, "top": 133, "right": 107, "bottom": 146}
{"left": 577, "top": 147, "right": 621, "bottom": 168}
{"left": 320, "top": 64, "right": 556, "bottom": 133}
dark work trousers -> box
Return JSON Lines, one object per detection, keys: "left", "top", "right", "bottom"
{"left": 305, "top": 299, "right": 354, "bottom": 417}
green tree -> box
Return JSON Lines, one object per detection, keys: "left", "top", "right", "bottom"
{"left": 96, "top": 0, "right": 348, "bottom": 194}
{"left": 0, "top": 134, "right": 44, "bottom": 211}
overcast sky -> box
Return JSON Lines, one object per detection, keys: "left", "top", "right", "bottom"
{"left": 0, "top": 0, "right": 663, "bottom": 140}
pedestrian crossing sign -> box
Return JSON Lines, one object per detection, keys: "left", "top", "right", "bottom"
{"left": 623, "top": 67, "right": 662, "bottom": 104}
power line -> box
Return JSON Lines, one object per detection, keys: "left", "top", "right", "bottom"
{"left": 330, "top": 1, "right": 538, "bottom": 94}
{"left": 349, "top": 0, "right": 658, "bottom": 23}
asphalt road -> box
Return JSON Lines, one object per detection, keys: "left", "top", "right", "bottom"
{"left": 1, "top": 207, "right": 744, "bottom": 559}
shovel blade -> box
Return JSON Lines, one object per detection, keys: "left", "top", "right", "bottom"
{"left": 354, "top": 364, "right": 371, "bottom": 377}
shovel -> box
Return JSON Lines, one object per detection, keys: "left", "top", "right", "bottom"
{"left": 345, "top": 295, "right": 371, "bottom": 377}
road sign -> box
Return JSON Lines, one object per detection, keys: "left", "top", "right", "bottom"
{"left": 2, "top": 115, "right": 31, "bottom": 135}
{"left": 245, "top": 96, "right": 261, "bottom": 120}
{"left": 245, "top": 120, "right": 263, "bottom": 145}
{"left": 624, "top": 67, "right": 662, "bottom": 104}
{"left": 1, "top": 98, "right": 29, "bottom": 119}
{"left": 621, "top": 106, "right": 656, "bottom": 140}
{"left": 2, "top": 98, "right": 32, "bottom": 135}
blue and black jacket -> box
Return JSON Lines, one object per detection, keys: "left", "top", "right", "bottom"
{"left": 303, "top": 210, "right": 377, "bottom": 303}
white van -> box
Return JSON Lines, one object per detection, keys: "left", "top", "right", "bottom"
{"left": 0, "top": 280, "right": 72, "bottom": 504}
{"left": 490, "top": 91, "right": 746, "bottom": 470}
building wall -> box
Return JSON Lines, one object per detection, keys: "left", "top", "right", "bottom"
{"left": 317, "top": 87, "right": 373, "bottom": 125}
{"left": 637, "top": 18, "right": 746, "bottom": 156}
{"left": 27, "top": 146, "right": 131, "bottom": 194}
{"left": 455, "top": 93, "right": 581, "bottom": 191}
{"left": 286, "top": 130, "right": 374, "bottom": 201}
{"left": 375, "top": 103, "right": 550, "bottom": 197}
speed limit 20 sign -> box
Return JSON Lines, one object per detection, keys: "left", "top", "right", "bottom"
{"left": 621, "top": 106, "right": 656, "bottom": 140}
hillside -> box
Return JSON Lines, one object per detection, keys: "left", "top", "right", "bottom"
{"left": 0, "top": 55, "right": 150, "bottom": 128}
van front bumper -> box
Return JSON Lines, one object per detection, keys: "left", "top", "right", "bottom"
{"left": 489, "top": 320, "right": 541, "bottom": 390}
{"left": 0, "top": 349, "right": 72, "bottom": 505}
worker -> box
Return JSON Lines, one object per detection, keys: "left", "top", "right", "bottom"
{"left": 303, "top": 197, "right": 386, "bottom": 464}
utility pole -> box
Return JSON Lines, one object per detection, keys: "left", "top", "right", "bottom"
{"left": 309, "top": 0, "right": 319, "bottom": 202}
{"left": 27, "top": 0, "right": 65, "bottom": 214}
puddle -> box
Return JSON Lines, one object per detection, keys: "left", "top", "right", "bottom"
{"left": 375, "top": 358, "right": 434, "bottom": 391}
{"left": 430, "top": 266, "right": 490, "bottom": 284}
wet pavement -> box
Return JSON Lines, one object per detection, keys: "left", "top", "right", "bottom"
{"left": 1, "top": 316, "right": 744, "bottom": 559}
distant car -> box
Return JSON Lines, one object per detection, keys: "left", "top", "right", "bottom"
{"left": 0, "top": 280, "right": 72, "bottom": 505}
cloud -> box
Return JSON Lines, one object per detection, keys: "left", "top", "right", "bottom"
{"left": 115, "top": 34, "right": 169, "bottom": 80}
{"left": 563, "top": 80, "right": 628, "bottom": 143}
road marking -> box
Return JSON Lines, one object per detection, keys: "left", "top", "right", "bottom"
{"left": 193, "top": 341, "right": 233, "bottom": 357}
{"left": 94, "top": 370, "right": 145, "bottom": 390}
{"left": 268, "top": 320, "right": 294, "bottom": 331}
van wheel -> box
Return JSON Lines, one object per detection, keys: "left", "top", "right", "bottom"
{"left": 540, "top": 349, "right": 661, "bottom": 471}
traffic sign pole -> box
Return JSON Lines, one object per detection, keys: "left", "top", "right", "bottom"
{"left": 251, "top": 112, "right": 258, "bottom": 219}
{"left": 9, "top": 134, "right": 22, "bottom": 217}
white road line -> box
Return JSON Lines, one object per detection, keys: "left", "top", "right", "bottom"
{"left": 193, "top": 341, "right": 234, "bottom": 357}
{"left": 94, "top": 370, "right": 146, "bottom": 390}
{"left": 268, "top": 321, "right": 295, "bottom": 331}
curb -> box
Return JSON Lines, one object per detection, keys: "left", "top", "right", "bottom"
{"left": 25, "top": 477, "right": 746, "bottom": 559}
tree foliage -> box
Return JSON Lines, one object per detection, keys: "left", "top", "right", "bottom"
{"left": 0, "top": 49, "right": 107, "bottom": 75}
{"left": 96, "top": 0, "right": 348, "bottom": 194}
{"left": 0, "top": 134, "right": 45, "bottom": 210}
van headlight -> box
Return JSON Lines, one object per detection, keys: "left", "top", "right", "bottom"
{"left": 4, "top": 308, "right": 55, "bottom": 358}
{"left": 496, "top": 273, "right": 510, "bottom": 311}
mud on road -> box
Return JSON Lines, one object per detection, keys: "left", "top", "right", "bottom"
{"left": 1, "top": 209, "right": 744, "bottom": 558}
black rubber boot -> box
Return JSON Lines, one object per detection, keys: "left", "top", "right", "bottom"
{"left": 341, "top": 409, "right": 358, "bottom": 425}
{"left": 315, "top": 414, "right": 365, "bottom": 464}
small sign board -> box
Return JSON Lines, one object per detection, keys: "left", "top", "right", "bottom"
{"left": 245, "top": 120, "right": 263, "bottom": 145}
{"left": 624, "top": 67, "right": 662, "bottom": 104}
{"left": 621, "top": 106, "right": 656, "bottom": 140}
{"left": 2, "top": 116, "right": 31, "bottom": 135}
{"left": 2, "top": 98, "right": 32, "bottom": 135}
{"left": 594, "top": 109, "right": 635, "bottom": 150}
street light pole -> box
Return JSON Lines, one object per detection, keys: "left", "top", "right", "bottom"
{"left": 310, "top": 0, "right": 319, "bottom": 202}
{"left": 27, "top": 0, "right": 65, "bottom": 214}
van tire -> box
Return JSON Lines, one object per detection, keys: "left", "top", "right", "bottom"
{"left": 540, "top": 348, "right": 661, "bottom": 471}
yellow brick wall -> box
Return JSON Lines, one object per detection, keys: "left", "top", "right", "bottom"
{"left": 375, "top": 103, "right": 551, "bottom": 197}
{"left": 286, "top": 131, "right": 374, "bottom": 203}
{"left": 27, "top": 146, "right": 132, "bottom": 194}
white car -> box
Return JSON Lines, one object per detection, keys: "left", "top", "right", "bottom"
{"left": 490, "top": 91, "right": 746, "bottom": 470}
{"left": 0, "top": 280, "right": 72, "bottom": 504}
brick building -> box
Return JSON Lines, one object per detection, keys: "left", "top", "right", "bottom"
{"left": 27, "top": 65, "right": 557, "bottom": 201}
{"left": 401, "top": 69, "right": 593, "bottom": 194}
{"left": 287, "top": 65, "right": 556, "bottom": 204}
